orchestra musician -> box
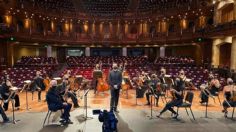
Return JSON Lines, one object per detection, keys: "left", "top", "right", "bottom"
{"left": 57, "top": 76, "right": 79, "bottom": 108}
{"left": 0, "top": 80, "right": 10, "bottom": 123}
{"left": 145, "top": 74, "right": 160, "bottom": 105}
{"left": 0, "top": 75, "right": 20, "bottom": 111}
{"left": 32, "top": 71, "right": 45, "bottom": 102}
{"left": 140, "top": 71, "right": 150, "bottom": 90}
{"left": 119, "top": 62, "right": 124, "bottom": 72}
{"left": 222, "top": 78, "right": 236, "bottom": 117}
{"left": 157, "top": 72, "right": 185, "bottom": 118}
{"left": 0, "top": 104, "right": 10, "bottom": 123}
{"left": 200, "top": 73, "right": 221, "bottom": 104}
{"left": 46, "top": 80, "right": 72, "bottom": 124}
{"left": 108, "top": 63, "right": 122, "bottom": 112}
{"left": 159, "top": 67, "right": 168, "bottom": 92}
{"left": 93, "top": 63, "right": 102, "bottom": 94}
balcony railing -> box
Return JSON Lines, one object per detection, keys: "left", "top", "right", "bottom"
{"left": 4, "top": 21, "right": 236, "bottom": 45}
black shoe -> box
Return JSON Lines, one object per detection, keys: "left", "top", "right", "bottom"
{"left": 74, "top": 104, "right": 80, "bottom": 108}
{"left": 224, "top": 111, "right": 228, "bottom": 118}
{"left": 156, "top": 114, "right": 161, "bottom": 118}
{"left": 145, "top": 103, "right": 151, "bottom": 106}
{"left": 113, "top": 108, "right": 119, "bottom": 113}
{"left": 65, "top": 119, "right": 73, "bottom": 124}
{"left": 3, "top": 118, "right": 11, "bottom": 123}
{"left": 172, "top": 113, "right": 179, "bottom": 118}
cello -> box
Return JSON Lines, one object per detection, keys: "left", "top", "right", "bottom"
{"left": 121, "top": 63, "right": 132, "bottom": 98}
{"left": 43, "top": 74, "right": 51, "bottom": 92}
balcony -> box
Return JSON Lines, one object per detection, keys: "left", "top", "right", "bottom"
{"left": 4, "top": 22, "right": 236, "bottom": 45}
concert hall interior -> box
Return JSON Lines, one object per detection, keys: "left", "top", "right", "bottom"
{"left": 1, "top": 0, "right": 236, "bottom": 132}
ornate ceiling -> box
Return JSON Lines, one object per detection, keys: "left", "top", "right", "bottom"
{"left": 10, "top": 0, "right": 212, "bottom": 17}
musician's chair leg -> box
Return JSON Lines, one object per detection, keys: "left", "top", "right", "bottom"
{"left": 189, "top": 107, "right": 196, "bottom": 120}
{"left": 217, "top": 95, "right": 222, "bottom": 105}
{"left": 232, "top": 107, "right": 235, "bottom": 119}
{"left": 43, "top": 110, "right": 50, "bottom": 127}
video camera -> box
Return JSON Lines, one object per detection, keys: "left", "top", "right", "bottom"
{"left": 93, "top": 109, "right": 118, "bottom": 132}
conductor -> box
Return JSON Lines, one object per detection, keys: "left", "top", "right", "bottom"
{"left": 108, "top": 63, "right": 122, "bottom": 112}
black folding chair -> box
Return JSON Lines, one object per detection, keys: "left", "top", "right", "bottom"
{"left": 176, "top": 91, "right": 196, "bottom": 120}
{"left": 232, "top": 106, "right": 236, "bottom": 119}
{"left": 212, "top": 91, "right": 222, "bottom": 105}
{"left": 42, "top": 109, "right": 63, "bottom": 127}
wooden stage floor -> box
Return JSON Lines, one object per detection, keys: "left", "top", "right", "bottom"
{"left": 1, "top": 90, "right": 236, "bottom": 132}
{"left": 4, "top": 89, "right": 227, "bottom": 114}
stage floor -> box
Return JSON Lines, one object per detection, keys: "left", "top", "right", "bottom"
{"left": 1, "top": 90, "right": 236, "bottom": 132}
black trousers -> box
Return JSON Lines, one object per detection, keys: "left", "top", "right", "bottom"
{"left": 223, "top": 100, "right": 236, "bottom": 108}
{"left": 3, "top": 94, "right": 20, "bottom": 111}
{"left": 160, "top": 99, "right": 183, "bottom": 114}
{"left": 66, "top": 91, "right": 79, "bottom": 106}
{"left": 110, "top": 88, "right": 120, "bottom": 111}
{"left": 0, "top": 105, "right": 8, "bottom": 121}
{"left": 31, "top": 87, "right": 42, "bottom": 101}
{"left": 93, "top": 79, "right": 98, "bottom": 94}
{"left": 146, "top": 91, "right": 160, "bottom": 105}
{"left": 61, "top": 103, "right": 72, "bottom": 121}
{"left": 146, "top": 92, "right": 156, "bottom": 104}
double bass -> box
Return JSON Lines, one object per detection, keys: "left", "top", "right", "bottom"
{"left": 96, "top": 63, "right": 109, "bottom": 93}
{"left": 121, "top": 62, "right": 132, "bottom": 91}
{"left": 97, "top": 74, "right": 109, "bottom": 92}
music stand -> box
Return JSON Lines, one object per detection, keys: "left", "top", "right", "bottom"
{"left": 7, "top": 88, "right": 20, "bottom": 124}
{"left": 22, "top": 80, "right": 32, "bottom": 111}
{"left": 75, "top": 75, "right": 84, "bottom": 97}
{"left": 201, "top": 93, "right": 212, "bottom": 119}
{"left": 81, "top": 89, "right": 93, "bottom": 120}
{"left": 147, "top": 88, "right": 158, "bottom": 120}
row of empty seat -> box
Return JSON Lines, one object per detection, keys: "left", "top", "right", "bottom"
{"left": 63, "top": 56, "right": 227, "bottom": 89}
{"left": 1, "top": 56, "right": 58, "bottom": 86}
{"left": 15, "top": 56, "right": 58, "bottom": 67}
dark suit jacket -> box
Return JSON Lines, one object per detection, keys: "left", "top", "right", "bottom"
{"left": 108, "top": 70, "right": 122, "bottom": 89}
{"left": 0, "top": 83, "right": 10, "bottom": 100}
{"left": 46, "top": 86, "right": 63, "bottom": 111}
{"left": 33, "top": 76, "right": 46, "bottom": 90}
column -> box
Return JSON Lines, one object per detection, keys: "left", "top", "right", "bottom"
{"left": 231, "top": 37, "right": 236, "bottom": 70}
{"left": 36, "top": 48, "right": 39, "bottom": 56}
{"left": 212, "top": 39, "right": 220, "bottom": 68}
{"left": 160, "top": 46, "right": 165, "bottom": 58}
{"left": 234, "top": 0, "right": 236, "bottom": 20}
{"left": 122, "top": 47, "right": 127, "bottom": 56}
{"left": 85, "top": 47, "right": 90, "bottom": 56}
{"left": 7, "top": 42, "right": 14, "bottom": 66}
{"left": 47, "top": 45, "right": 52, "bottom": 57}
{"left": 214, "top": 2, "right": 221, "bottom": 25}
